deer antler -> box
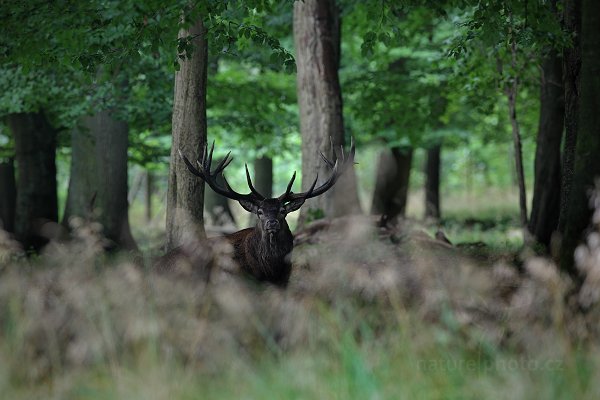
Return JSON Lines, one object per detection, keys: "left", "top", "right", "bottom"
{"left": 179, "top": 141, "right": 265, "bottom": 202}
{"left": 279, "top": 137, "right": 356, "bottom": 203}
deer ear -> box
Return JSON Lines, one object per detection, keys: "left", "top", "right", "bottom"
{"left": 238, "top": 199, "right": 259, "bottom": 213}
{"left": 284, "top": 198, "right": 306, "bottom": 213}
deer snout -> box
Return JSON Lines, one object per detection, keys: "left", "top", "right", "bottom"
{"left": 265, "top": 220, "right": 280, "bottom": 232}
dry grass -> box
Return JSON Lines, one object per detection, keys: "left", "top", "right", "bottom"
{"left": 2, "top": 197, "right": 600, "bottom": 398}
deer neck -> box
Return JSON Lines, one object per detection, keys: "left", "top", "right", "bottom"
{"left": 251, "top": 221, "right": 293, "bottom": 261}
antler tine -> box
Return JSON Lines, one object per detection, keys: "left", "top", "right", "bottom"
{"left": 195, "top": 159, "right": 206, "bottom": 175}
{"left": 278, "top": 171, "right": 297, "bottom": 201}
{"left": 285, "top": 171, "right": 296, "bottom": 195}
{"left": 245, "top": 164, "right": 265, "bottom": 200}
{"left": 179, "top": 150, "right": 205, "bottom": 178}
{"left": 213, "top": 152, "right": 232, "bottom": 175}
{"left": 306, "top": 172, "right": 318, "bottom": 195}
{"left": 201, "top": 142, "right": 208, "bottom": 165}
{"left": 180, "top": 142, "right": 261, "bottom": 203}
{"left": 319, "top": 151, "right": 335, "bottom": 168}
{"left": 279, "top": 137, "right": 355, "bottom": 203}
{"left": 206, "top": 140, "right": 215, "bottom": 171}
{"left": 329, "top": 136, "right": 334, "bottom": 156}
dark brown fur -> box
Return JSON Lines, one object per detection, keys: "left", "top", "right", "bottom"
{"left": 174, "top": 139, "right": 356, "bottom": 287}
{"left": 225, "top": 221, "right": 294, "bottom": 286}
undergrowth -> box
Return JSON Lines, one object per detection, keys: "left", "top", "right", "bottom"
{"left": 1, "top": 188, "right": 600, "bottom": 399}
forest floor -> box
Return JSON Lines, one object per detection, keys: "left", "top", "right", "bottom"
{"left": 1, "top": 207, "right": 599, "bottom": 399}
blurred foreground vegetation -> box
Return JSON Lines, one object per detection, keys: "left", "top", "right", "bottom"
{"left": 2, "top": 190, "right": 600, "bottom": 399}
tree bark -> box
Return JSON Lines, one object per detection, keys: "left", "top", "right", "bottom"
{"left": 504, "top": 22, "right": 528, "bottom": 231}
{"left": 558, "top": 0, "right": 582, "bottom": 234}
{"left": 560, "top": 0, "right": 600, "bottom": 275}
{"left": 294, "top": 0, "right": 361, "bottom": 224}
{"left": 371, "top": 147, "right": 412, "bottom": 221}
{"left": 204, "top": 158, "right": 235, "bottom": 226}
{"left": 424, "top": 144, "right": 441, "bottom": 220}
{"left": 528, "top": 50, "right": 564, "bottom": 248}
{"left": 6, "top": 112, "right": 57, "bottom": 251}
{"left": 166, "top": 19, "right": 208, "bottom": 250}
{"left": 63, "top": 111, "right": 137, "bottom": 251}
{"left": 254, "top": 156, "right": 273, "bottom": 199}
{"left": 0, "top": 158, "right": 17, "bottom": 233}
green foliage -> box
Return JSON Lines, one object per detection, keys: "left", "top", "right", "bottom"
{"left": 341, "top": 5, "right": 456, "bottom": 149}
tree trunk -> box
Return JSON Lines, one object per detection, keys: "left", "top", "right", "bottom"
{"left": 63, "top": 111, "right": 137, "bottom": 251}
{"left": 560, "top": 0, "right": 600, "bottom": 275}
{"left": 166, "top": 19, "right": 208, "bottom": 250}
{"left": 504, "top": 24, "right": 528, "bottom": 231}
{"left": 424, "top": 144, "right": 441, "bottom": 220}
{"left": 254, "top": 156, "right": 273, "bottom": 199}
{"left": 204, "top": 158, "right": 235, "bottom": 226}
{"left": 0, "top": 158, "right": 17, "bottom": 233}
{"left": 371, "top": 147, "right": 412, "bottom": 221}
{"left": 6, "top": 112, "right": 57, "bottom": 251}
{"left": 294, "top": 0, "right": 361, "bottom": 224}
{"left": 558, "top": 0, "right": 582, "bottom": 234}
{"left": 528, "top": 50, "right": 564, "bottom": 249}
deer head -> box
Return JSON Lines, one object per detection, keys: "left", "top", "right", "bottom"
{"left": 179, "top": 138, "right": 355, "bottom": 238}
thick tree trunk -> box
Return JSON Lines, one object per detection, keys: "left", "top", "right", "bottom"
{"left": 204, "top": 158, "right": 235, "bottom": 226}
{"left": 0, "top": 158, "right": 17, "bottom": 233}
{"left": 528, "top": 50, "right": 564, "bottom": 248}
{"left": 424, "top": 144, "right": 441, "bottom": 220}
{"left": 560, "top": 0, "right": 600, "bottom": 275}
{"left": 371, "top": 147, "right": 412, "bottom": 221}
{"left": 254, "top": 156, "right": 273, "bottom": 199}
{"left": 558, "top": 0, "right": 582, "bottom": 234}
{"left": 166, "top": 19, "right": 208, "bottom": 250}
{"left": 294, "top": 0, "right": 361, "bottom": 224}
{"left": 63, "top": 111, "right": 137, "bottom": 251}
{"left": 6, "top": 112, "right": 57, "bottom": 251}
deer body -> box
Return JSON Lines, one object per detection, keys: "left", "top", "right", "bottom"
{"left": 177, "top": 138, "right": 355, "bottom": 287}
{"left": 226, "top": 222, "right": 294, "bottom": 286}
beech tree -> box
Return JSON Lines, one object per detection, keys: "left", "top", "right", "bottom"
{"left": 557, "top": 0, "right": 582, "bottom": 235}
{"left": 371, "top": 147, "right": 412, "bottom": 220}
{"left": 294, "top": 0, "right": 362, "bottom": 224}
{"left": 528, "top": 47, "right": 564, "bottom": 249}
{"left": 0, "top": 159, "right": 16, "bottom": 233}
{"left": 64, "top": 107, "right": 138, "bottom": 251}
{"left": 165, "top": 19, "right": 209, "bottom": 250}
{"left": 559, "top": 0, "right": 600, "bottom": 274}
{"left": 425, "top": 144, "right": 442, "bottom": 220}
{"left": 6, "top": 112, "right": 58, "bottom": 250}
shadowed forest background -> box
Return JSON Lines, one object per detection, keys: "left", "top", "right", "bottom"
{"left": 1, "top": 0, "right": 600, "bottom": 398}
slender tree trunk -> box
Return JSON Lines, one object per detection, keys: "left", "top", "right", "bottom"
{"left": 6, "top": 112, "right": 57, "bottom": 251}
{"left": 166, "top": 18, "right": 208, "bottom": 250}
{"left": 504, "top": 22, "right": 528, "bottom": 231}
{"left": 528, "top": 50, "right": 564, "bottom": 248}
{"left": 371, "top": 147, "right": 412, "bottom": 221}
{"left": 204, "top": 158, "right": 235, "bottom": 226}
{"left": 0, "top": 158, "right": 17, "bottom": 233}
{"left": 63, "top": 111, "right": 137, "bottom": 251}
{"left": 558, "top": 0, "right": 582, "bottom": 234}
{"left": 560, "top": 0, "right": 600, "bottom": 275}
{"left": 294, "top": 0, "right": 361, "bottom": 224}
{"left": 146, "top": 170, "right": 153, "bottom": 223}
{"left": 254, "top": 156, "right": 273, "bottom": 199}
{"left": 424, "top": 144, "right": 441, "bottom": 220}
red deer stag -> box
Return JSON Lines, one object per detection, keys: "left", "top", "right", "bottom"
{"left": 177, "top": 139, "right": 355, "bottom": 286}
